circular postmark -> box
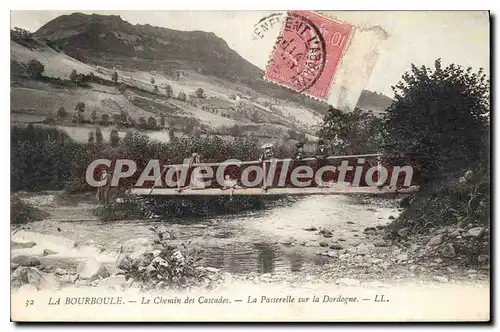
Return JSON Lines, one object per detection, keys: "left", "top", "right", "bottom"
{"left": 269, "top": 11, "right": 327, "bottom": 93}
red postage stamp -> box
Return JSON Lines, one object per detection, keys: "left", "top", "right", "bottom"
{"left": 264, "top": 10, "right": 353, "bottom": 100}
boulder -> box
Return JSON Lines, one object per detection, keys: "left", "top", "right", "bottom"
{"left": 11, "top": 255, "right": 41, "bottom": 267}
{"left": 326, "top": 251, "right": 339, "bottom": 258}
{"left": 76, "top": 258, "right": 109, "bottom": 280}
{"left": 43, "top": 249, "right": 58, "bottom": 256}
{"left": 466, "top": 227, "right": 484, "bottom": 238}
{"left": 27, "top": 269, "right": 60, "bottom": 290}
{"left": 388, "top": 215, "right": 395, "bottom": 220}
{"left": 319, "top": 242, "right": 329, "bottom": 248}
{"left": 118, "top": 238, "right": 155, "bottom": 261}
{"left": 54, "top": 268, "right": 68, "bottom": 276}
{"left": 441, "top": 243, "right": 456, "bottom": 258}
{"left": 432, "top": 276, "right": 449, "bottom": 283}
{"left": 11, "top": 241, "right": 37, "bottom": 249}
{"left": 346, "top": 221, "right": 355, "bottom": 225}
{"left": 329, "top": 244, "right": 343, "bottom": 250}
{"left": 303, "top": 226, "right": 317, "bottom": 231}
{"left": 363, "top": 227, "right": 377, "bottom": 235}
{"left": 356, "top": 243, "right": 374, "bottom": 256}
{"left": 427, "top": 234, "right": 443, "bottom": 246}
{"left": 11, "top": 263, "right": 20, "bottom": 270}
{"left": 397, "top": 228, "right": 409, "bottom": 238}
{"left": 336, "top": 278, "right": 360, "bottom": 286}
{"left": 397, "top": 253, "right": 408, "bottom": 262}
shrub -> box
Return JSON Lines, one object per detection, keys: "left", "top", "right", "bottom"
{"left": 110, "top": 129, "right": 120, "bottom": 147}
{"left": 147, "top": 116, "right": 157, "bottom": 129}
{"left": 100, "top": 113, "right": 110, "bottom": 126}
{"left": 111, "top": 71, "right": 118, "bottom": 83}
{"left": 69, "top": 69, "right": 77, "bottom": 82}
{"left": 177, "top": 91, "right": 187, "bottom": 101}
{"left": 26, "top": 59, "right": 44, "bottom": 79}
{"left": 195, "top": 88, "right": 205, "bottom": 98}
{"left": 57, "top": 107, "right": 68, "bottom": 118}
{"left": 11, "top": 196, "right": 49, "bottom": 224}
{"left": 95, "top": 127, "right": 104, "bottom": 145}
{"left": 118, "top": 225, "right": 204, "bottom": 291}
{"left": 381, "top": 59, "right": 489, "bottom": 182}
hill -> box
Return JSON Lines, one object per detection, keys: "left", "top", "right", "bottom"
{"left": 355, "top": 90, "right": 394, "bottom": 116}
{"left": 34, "top": 13, "right": 327, "bottom": 113}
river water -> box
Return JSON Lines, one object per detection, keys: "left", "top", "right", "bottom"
{"left": 12, "top": 194, "right": 402, "bottom": 275}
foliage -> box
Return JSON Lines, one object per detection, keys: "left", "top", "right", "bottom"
{"left": 11, "top": 125, "right": 84, "bottom": 191}
{"left": 380, "top": 59, "right": 489, "bottom": 182}
{"left": 118, "top": 226, "right": 204, "bottom": 291}
{"left": 178, "top": 91, "right": 187, "bottom": 101}
{"left": 100, "top": 114, "right": 110, "bottom": 126}
{"left": 69, "top": 69, "right": 77, "bottom": 82}
{"left": 147, "top": 116, "right": 157, "bottom": 129}
{"left": 110, "top": 129, "right": 120, "bottom": 147}
{"left": 95, "top": 127, "right": 104, "bottom": 145}
{"left": 57, "top": 107, "right": 68, "bottom": 118}
{"left": 75, "top": 102, "right": 85, "bottom": 113}
{"left": 111, "top": 71, "right": 118, "bottom": 83}
{"left": 317, "top": 107, "right": 382, "bottom": 155}
{"left": 26, "top": 59, "right": 44, "bottom": 79}
{"left": 164, "top": 85, "right": 173, "bottom": 98}
{"left": 195, "top": 88, "right": 205, "bottom": 98}
{"left": 10, "top": 195, "right": 49, "bottom": 224}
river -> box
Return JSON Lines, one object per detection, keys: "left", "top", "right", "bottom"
{"left": 12, "top": 193, "right": 402, "bottom": 276}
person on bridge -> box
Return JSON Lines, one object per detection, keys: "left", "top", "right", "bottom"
{"left": 259, "top": 143, "right": 274, "bottom": 161}
{"left": 293, "top": 141, "right": 305, "bottom": 160}
{"left": 96, "top": 168, "right": 112, "bottom": 205}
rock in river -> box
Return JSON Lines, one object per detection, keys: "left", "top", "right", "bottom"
{"left": 76, "top": 258, "right": 109, "bottom": 281}
{"left": 441, "top": 243, "right": 456, "bottom": 258}
{"left": 11, "top": 255, "right": 41, "bottom": 267}
{"left": 466, "top": 227, "right": 484, "bottom": 238}
{"left": 43, "top": 249, "right": 58, "bottom": 256}
{"left": 427, "top": 234, "right": 443, "bottom": 246}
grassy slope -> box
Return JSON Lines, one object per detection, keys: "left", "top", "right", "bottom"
{"left": 11, "top": 39, "right": 321, "bottom": 143}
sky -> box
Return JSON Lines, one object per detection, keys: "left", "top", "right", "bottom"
{"left": 10, "top": 10, "right": 490, "bottom": 97}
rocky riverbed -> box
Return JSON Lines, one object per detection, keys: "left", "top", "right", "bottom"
{"left": 11, "top": 192, "right": 490, "bottom": 293}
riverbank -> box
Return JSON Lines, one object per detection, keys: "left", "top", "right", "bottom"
{"left": 11, "top": 192, "right": 490, "bottom": 293}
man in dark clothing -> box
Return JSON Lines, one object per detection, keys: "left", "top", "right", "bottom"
{"left": 259, "top": 143, "right": 274, "bottom": 161}
{"left": 96, "top": 168, "right": 112, "bottom": 205}
{"left": 315, "top": 139, "right": 328, "bottom": 160}
{"left": 293, "top": 141, "right": 305, "bottom": 160}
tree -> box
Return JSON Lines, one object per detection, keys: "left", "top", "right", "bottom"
{"left": 69, "top": 69, "right": 77, "bottom": 82}
{"left": 195, "top": 88, "right": 205, "bottom": 98}
{"left": 147, "top": 116, "right": 157, "bottom": 129}
{"left": 381, "top": 59, "right": 489, "bottom": 182}
{"left": 57, "top": 107, "right": 67, "bottom": 118}
{"left": 95, "top": 127, "right": 104, "bottom": 145}
{"left": 26, "top": 59, "right": 44, "bottom": 79}
{"left": 118, "top": 83, "right": 127, "bottom": 93}
{"left": 75, "top": 102, "right": 85, "bottom": 113}
{"left": 111, "top": 71, "right": 118, "bottom": 83}
{"left": 110, "top": 129, "right": 120, "bottom": 147}
{"left": 100, "top": 113, "right": 110, "bottom": 126}
{"left": 164, "top": 85, "right": 173, "bottom": 98}
{"left": 317, "top": 107, "right": 381, "bottom": 155}
{"left": 138, "top": 117, "right": 147, "bottom": 129}
{"left": 178, "top": 91, "right": 187, "bottom": 101}
{"left": 88, "top": 131, "right": 95, "bottom": 145}
{"left": 90, "top": 110, "right": 97, "bottom": 123}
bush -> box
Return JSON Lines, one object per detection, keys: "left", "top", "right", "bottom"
{"left": 111, "top": 71, "right": 118, "bottom": 83}
{"left": 195, "top": 88, "right": 205, "bottom": 98}
{"left": 178, "top": 91, "right": 187, "bottom": 101}
{"left": 11, "top": 196, "right": 49, "bottom": 224}
{"left": 26, "top": 59, "right": 44, "bottom": 79}
{"left": 381, "top": 59, "right": 489, "bottom": 182}
{"left": 147, "top": 116, "right": 157, "bottom": 129}
{"left": 110, "top": 129, "right": 120, "bottom": 147}
{"left": 57, "top": 107, "right": 68, "bottom": 118}
{"left": 69, "top": 69, "right": 77, "bottom": 82}
{"left": 100, "top": 114, "right": 110, "bottom": 126}
{"left": 118, "top": 225, "right": 204, "bottom": 290}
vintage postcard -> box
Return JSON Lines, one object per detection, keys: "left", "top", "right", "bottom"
{"left": 10, "top": 10, "right": 490, "bottom": 322}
